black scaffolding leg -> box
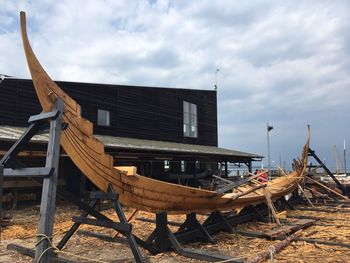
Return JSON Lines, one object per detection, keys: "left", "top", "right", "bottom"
{"left": 203, "top": 211, "right": 235, "bottom": 232}
{"left": 177, "top": 212, "right": 215, "bottom": 243}
{"left": 144, "top": 212, "right": 242, "bottom": 262}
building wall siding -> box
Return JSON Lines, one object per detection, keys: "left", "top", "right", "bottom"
{"left": 0, "top": 78, "right": 218, "bottom": 146}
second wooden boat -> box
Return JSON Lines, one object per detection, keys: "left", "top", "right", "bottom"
{"left": 20, "top": 11, "right": 309, "bottom": 214}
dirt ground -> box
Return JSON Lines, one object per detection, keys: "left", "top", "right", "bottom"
{"left": 1, "top": 201, "right": 350, "bottom": 263}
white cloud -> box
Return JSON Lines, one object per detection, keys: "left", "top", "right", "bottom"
{"left": 1, "top": 0, "right": 350, "bottom": 169}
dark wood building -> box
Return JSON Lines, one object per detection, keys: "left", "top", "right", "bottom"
{"left": 0, "top": 77, "right": 218, "bottom": 146}
{"left": 0, "top": 76, "right": 262, "bottom": 197}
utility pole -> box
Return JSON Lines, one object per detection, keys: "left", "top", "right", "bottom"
{"left": 267, "top": 122, "right": 273, "bottom": 180}
{"left": 214, "top": 68, "right": 219, "bottom": 90}
{"left": 344, "top": 140, "right": 347, "bottom": 175}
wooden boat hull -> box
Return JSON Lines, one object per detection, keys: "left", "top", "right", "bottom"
{"left": 20, "top": 12, "right": 309, "bottom": 214}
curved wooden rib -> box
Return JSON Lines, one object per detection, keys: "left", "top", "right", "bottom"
{"left": 20, "top": 11, "right": 309, "bottom": 214}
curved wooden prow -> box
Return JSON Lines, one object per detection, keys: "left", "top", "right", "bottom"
{"left": 292, "top": 125, "right": 310, "bottom": 175}
{"left": 20, "top": 11, "right": 117, "bottom": 193}
{"left": 20, "top": 12, "right": 79, "bottom": 115}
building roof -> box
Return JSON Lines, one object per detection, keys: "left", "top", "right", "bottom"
{"left": 0, "top": 125, "right": 263, "bottom": 161}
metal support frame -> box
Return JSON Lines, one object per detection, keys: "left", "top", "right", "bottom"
{"left": 308, "top": 148, "right": 347, "bottom": 195}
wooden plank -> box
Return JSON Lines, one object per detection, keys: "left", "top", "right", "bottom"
{"left": 114, "top": 166, "right": 137, "bottom": 176}
{"left": 7, "top": 244, "right": 76, "bottom": 263}
{"left": 264, "top": 219, "right": 314, "bottom": 238}
{"left": 28, "top": 109, "right": 59, "bottom": 123}
{"left": 297, "top": 183, "right": 314, "bottom": 207}
{"left": 307, "top": 176, "right": 350, "bottom": 201}
{"left": 262, "top": 188, "right": 281, "bottom": 226}
{"left": 0, "top": 122, "right": 41, "bottom": 164}
{"left": 247, "top": 230, "right": 303, "bottom": 263}
{"left": 0, "top": 150, "right": 49, "bottom": 157}
{"left": 295, "top": 206, "right": 350, "bottom": 213}
{"left": 0, "top": 165, "right": 3, "bottom": 222}
{"left": 4, "top": 167, "right": 53, "bottom": 177}
{"left": 215, "top": 171, "right": 266, "bottom": 194}
{"left": 71, "top": 216, "right": 131, "bottom": 233}
{"left": 288, "top": 215, "right": 350, "bottom": 222}
{"left": 56, "top": 199, "right": 98, "bottom": 250}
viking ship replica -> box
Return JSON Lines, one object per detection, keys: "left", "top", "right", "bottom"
{"left": 20, "top": 12, "right": 309, "bottom": 214}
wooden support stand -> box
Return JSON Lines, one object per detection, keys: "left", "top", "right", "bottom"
{"left": 0, "top": 165, "right": 3, "bottom": 225}
{"left": 308, "top": 148, "right": 348, "bottom": 195}
{"left": 144, "top": 212, "right": 242, "bottom": 262}
{"left": 1, "top": 99, "right": 64, "bottom": 263}
{"left": 56, "top": 187, "right": 144, "bottom": 263}
{"left": 1, "top": 101, "right": 144, "bottom": 263}
{"left": 178, "top": 212, "right": 215, "bottom": 243}
{"left": 203, "top": 211, "right": 235, "bottom": 233}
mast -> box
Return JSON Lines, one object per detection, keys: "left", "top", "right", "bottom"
{"left": 344, "top": 140, "right": 347, "bottom": 175}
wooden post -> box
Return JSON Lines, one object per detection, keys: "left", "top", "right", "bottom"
{"left": 35, "top": 99, "right": 64, "bottom": 263}
{"left": 247, "top": 230, "right": 302, "bottom": 263}
{"left": 193, "top": 161, "right": 197, "bottom": 186}
{"left": 297, "top": 184, "right": 314, "bottom": 207}
{"left": 0, "top": 165, "right": 3, "bottom": 223}
{"left": 155, "top": 212, "right": 169, "bottom": 252}
{"left": 262, "top": 188, "right": 281, "bottom": 226}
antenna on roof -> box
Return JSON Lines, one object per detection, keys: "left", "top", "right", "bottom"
{"left": 0, "top": 74, "right": 5, "bottom": 83}
{"left": 214, "top": 68, "right": 219, "bottom": 90}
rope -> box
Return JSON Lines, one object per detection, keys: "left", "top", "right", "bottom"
{"left": 268, "top": 245, "right": 275, "bottom": 263}
{"left": 35, "top": 234, "right": 110, "bottom": 263}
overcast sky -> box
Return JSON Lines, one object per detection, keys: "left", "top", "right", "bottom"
{"left": 1, "top": 1, "right": 350, "bottom": 170}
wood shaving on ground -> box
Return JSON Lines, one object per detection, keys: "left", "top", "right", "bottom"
{"left": 1, "top": 203, "right": 350, "bottom": 262}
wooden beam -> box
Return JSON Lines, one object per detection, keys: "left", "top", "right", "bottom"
{"left": 262, "top": 188, "right": 281, "bottom": 226}
{"left": 72, "top": 216, "right": 131, "bottom": 233}
{"left": 35, "top": 99, "right": 63, "bottom": 263}
{"left": 307, "top": 176, "right": 350, "bottom": 201}
{"left": 114, "top": 166, "right": 137, "bottom": 176}
{"left": 28, "top": 109, "right": 59, "bottom": 123}
{"left": 297, "top": 184, "right": 314, "bottom": 207}
{"left": 246, "top": 230, "right": 303, "bottom": 263}
{"left": 3, "top": 167, "right": 54, "bottom": 177}
{"left": 295, "top": 206, "right": 350, "bottom": 213}
{"left": 0, "top": 165, "right": 3, "bottom": 222}
{"left": 0, "top": 150, "right": 48, "bottom": 157}
{"left": 231, "top": 184, "right": 267, "bottom": 201}
{"left": 287, "top": 215, "right": 349, "bottom": 222}
{"left": 114, "top": 209, "right": 138, "bottom": 238}
{"left": 7, "top": 244, "right": 76, "bottom": 263}
{"left": 215, "top": 171, "right": 265, "bottom": 195}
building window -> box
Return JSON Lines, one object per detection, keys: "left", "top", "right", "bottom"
{"left": 164, "top": 160, "right": 171, "bottom": 172}
{"left": 181, "top": 160, "right": 186, "bottom": 173}
{"left": 183, "top": 101, "right": 197, "bottom": 138}
{"left": 97, "top": 109, "right": 110, "bottom": 126}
